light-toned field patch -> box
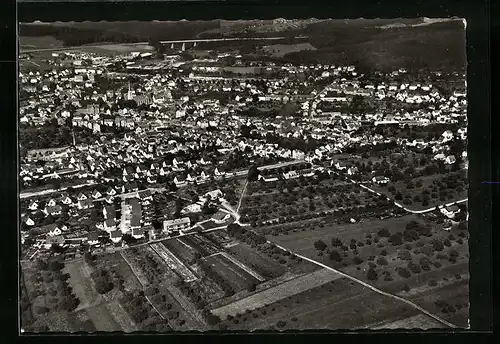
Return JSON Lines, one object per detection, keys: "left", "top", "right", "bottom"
{"left": 262, "top": 43, "right": 317, "bottom": 57}
{"left": 211, "top": 267, "right": 342, "bottom": 318}
{"left": 370, "top": 314, "right": 445, "bottom": 329}
{"left": 105, "top": 300, "right": 138, "bottom": 333}
{"left": 63, "top": 259, "right": 101, "bottom": 310}
{"left": 85, "top": 303, "right": 122, "bottom": 332}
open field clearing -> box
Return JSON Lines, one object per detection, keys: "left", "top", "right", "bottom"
{"left": 162, "top": 238, "right": 196, "bottom": 263}
{"left": 407, "top": 277, "right": 469, "bottom": 328}
{"left": 204, "top": 254, "right": 260, "bottom": 292}
{"left": 183, "top": 234, "right": 220, "bottom": 256}
{"left": 94, "top": 252, "right": 142, "bottom": 292}
{"left": 20, "top": 36, "right": 64, "bottom": 50}
{"left": 63, "top": 259, "right": 101, "bottom": 310}
{"left": 85, "top": 303, "right": 122, "bottom": 332}
{"left": 262, "top": 43, "right": 317, "bottom": 57}
{"left": 150, "top": 243, "right": 198, "bottom": 282}
{"left": 120, "top": 250, "right": 150, "bottom": 286}
{"left": 266, "top": 213, "right": 469, "bottom": 328}
{"left": 44, "top": 311, "right": 96, "bottom": 332}
{"left": 370, "top": 171, "right": 468, "bottom": 211}
{"left": 268, "top": 214, "right": 420, "bottom": 256}
{"left": 211, "top": 267, "right": 342, "bottom": 319}
{"left": 227, "top": 242, "right": 286, "bottom": 279}
{"left": 219, "top": 252, "right": 265, "bottom": 282}
{"left": 83, "top": 43, "right": 154, "bottom": 53}
{"left": 203, "top": 230, "right": 234, "bottom": 247}
{"left": 105, "top": 300, "right": 139, "bottom": 332}
{"left": 207, "top": 271, "right": 303, "bottom": 310}
{"left": 220, "top": 276, "right": 439, "bottom": 330}
{"left": 369, "top": 314, "right": 445, "bottom": 329}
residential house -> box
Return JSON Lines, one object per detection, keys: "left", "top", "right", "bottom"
{"left": 87, "top": 232, "right": 99, "bottom": 246}
{"left": 78, "top": 199, "right": 93, "bottom": 210}
{"left": 347, "top": 166, "right": 359, "bottom": 176}
{"left": 77, "top": 192, "right": 88, "bottom": 201}
{"left": 28, "top": 200, "right": 38, "bottom": 211}
{"left": 60, "top": 194, "right": 73, "bottom": 205}
{"left": 440, "top": 205, "right": 461, "bottom": 219}
{"left": 441, "top": 130, "right": 454, "bottom": 142}
{"left": 445, "top": 155, "right": 457, "bottom": 165}
{"left": 44, "top": 235, "right": 65, "bottom": 249}
{"left": 44, "top": 205, "right": 62, "bottom": 216}
{"left": 283, "top": 171, "right": 299, "bottom": 180}
{"left": 106, "top": 186, "right": 117, "bottom": 196}
{"left": 104, "top": 218, "right": 117, "bottom": 232}
{"left": 333, "top": 161, "right": 348, "bottom": 170}
{"left": 103, "top": 205, "right": 116, "bottom": 220}
{"left": 109, "top": 230, "right": 122, "bottom": 243}
{"left": 47, "top": 198, "right": 57, "bottom": 207}
{"left": 91, "top": 189, "right": 102, "bottom": 199}
{"left": 372, "top": 176, "right": 390, "bottom": 185}
{"left": 132, "top": 227, "right": 145, "bottom": 239}
{"left": 47, "top": 224, "right": 62, "bottom": 237}
{"left": 22, "top": 214, "right": 35, "bottom": 227}
{"left": 138, "top": 190, "right": 153, "bottom": 201}
{"left": 163, "top": 217, "right": 191, "bottom": 234}
{"left": 211, "top": 211, "right": 231, "bottom": 224}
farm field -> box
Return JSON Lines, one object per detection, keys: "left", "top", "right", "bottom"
{"left": 85, "top": 303, "right": 122, "bottom": 332}
{"left": 63, "top": 259, "right": 101, "bottom": 310}
{"left": 266, "top": 213, "right": 469, "bottom": 328}
{"left": 182, "top": 234, "right": 220, "bottom": 256}
{"left": 227, "top": 242, "right": 286, "bottom": 280}
{"left": 19, "top": 36, "right": 64, "bottom": 50}
{"left": 370, "top": 171, "right": 468, "bottom": 211}
{"left": 204, "top": 254, "right": 260, "bottom": 292}
{"left": 219, "top": 276, "right": 443, "bottom": 330}
{"left": 369, "top": 314, "right": 445, "bottom": 329}
{"left": 211, "top": 267, "right": 342, "bottom": 319}
{"left": 161, "top": 237, "right": 197, "bottom": 263}
{"left": 267, "top": 214, "right": 420, "bottom": 256}
{"left": 105, "top": 300, "right": 139, "bottom": 332}
{"left": 93, "top": 252, "right": 143, "bottom": 292}
{"left": 150, "top": 242, "right": 198, "bottom": 282}
{"left": 261, "top": 43, "right": 317, "bottom": 57}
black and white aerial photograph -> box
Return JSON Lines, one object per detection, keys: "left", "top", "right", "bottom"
{"left": 18, "top": 17, "right": 469, "bottom": 333}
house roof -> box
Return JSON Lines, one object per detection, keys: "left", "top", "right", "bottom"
{"left": 212, "top": 211, "right": 229, "bottom": 221}
{"left": 104, "top": 205, "right": 116, "bottom": 218}
{"left": 87, "top": 232, "right": 99, "bottom": 240}
{"left": 132, "top": 228, "right": 145, "bottom": 235}
{"left": 105, "top": 218, "right": 116, "bottom": 227}
{"left": 446, "top": 205, "right": 460, "bottom": 212}
{"left": 138, "top": 190, "right": 152, "bottom": 199}
{"left": 46, "top": 205, "right": 62, "bottom": 213}
{"left": 110, "top": 230, "right": 122, "bottom": 238}
{"left": 130, "top": 216, "right": 141, "bottom": 227}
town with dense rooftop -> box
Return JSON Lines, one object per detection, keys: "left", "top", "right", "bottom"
{"left": 19, "top": 18, "right": 469, "bottom": 332}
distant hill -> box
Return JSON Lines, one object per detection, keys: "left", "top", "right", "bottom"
{"left": 283, "top": 18, "right": 466, "bottom": 72}
{"left": 19, "top": 18, "right": 466, "bottom": 72}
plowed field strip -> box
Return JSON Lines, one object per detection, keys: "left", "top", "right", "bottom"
{"left": 211, "top": 268, "right": 342, "bottom": 318}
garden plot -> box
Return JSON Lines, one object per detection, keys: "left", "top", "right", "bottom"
{"left": 150, "top": 243, "right": 198, "bottom": 282}
{"left": 211, "top": 267, "right": 341, "bottom": 319}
